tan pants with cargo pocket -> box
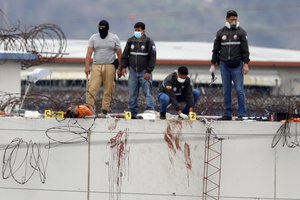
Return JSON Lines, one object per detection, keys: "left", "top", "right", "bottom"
{"left": 86, "top": 64, "right": 115, "bottom": 112}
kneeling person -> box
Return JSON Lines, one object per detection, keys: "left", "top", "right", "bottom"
{"left": 158, "top": 66, "right": 201, "bottom": 119}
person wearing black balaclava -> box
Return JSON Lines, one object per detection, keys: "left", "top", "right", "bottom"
{"left": 98, "top": 20, "right": 109, "bottom": 39}
{"left": 210, "top": 10, "right": 250, "bottom": 121}
{"left": 85, "top": 20, "right": 122, "bottom": 116}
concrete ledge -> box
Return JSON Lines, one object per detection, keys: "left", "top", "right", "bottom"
{"left": 0, "top": 117, "right": 299, "bottom": 200}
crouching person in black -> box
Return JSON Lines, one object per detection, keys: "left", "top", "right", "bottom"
{"left": 157, "top": 66, "right": 201, "bottom": 120}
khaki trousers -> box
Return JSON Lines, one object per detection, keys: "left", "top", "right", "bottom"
{"left": 86, "top": 64, "right": 115, "bottom": 111}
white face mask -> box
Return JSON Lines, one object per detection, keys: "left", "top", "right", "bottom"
{"left": 225, "top": 21, "right": 240, "bottom": 29}
{"left": 177, "top": 77, "right": 186, "bottom": 83}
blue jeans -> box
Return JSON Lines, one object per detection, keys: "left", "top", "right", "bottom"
{"left": 220, "top": 61, "right": 246, "bottom": 117}
{"left": 128, "top": 69, "right": 154, "bottom": 115}
{"left": 158, "top": 89, "right": 201, "bottom": 114}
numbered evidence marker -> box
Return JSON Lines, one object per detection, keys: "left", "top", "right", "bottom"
{"left": 44, "top": 110, "right": 52, "bottom": 118}
{"left": 189, "top": 112, "right": 197, "bottom": 120}
{"left": 44, "top": 110, "right": 64, "bottom": 118}
{"left": 125, "top": 111, "right": 132, "bottom": 120}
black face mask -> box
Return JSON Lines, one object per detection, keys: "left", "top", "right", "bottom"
{"left": 98, "top": 20, "right": 109, "bottom": 39}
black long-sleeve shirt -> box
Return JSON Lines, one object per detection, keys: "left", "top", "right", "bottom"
{"left": 211, "top": 26, "right": 250, "bottom": 65}
{"left": 121, "top": 34, "right": 156, "bottom": 73}
{"left": 159, "top": 72, "right": 194, "bottom": 111}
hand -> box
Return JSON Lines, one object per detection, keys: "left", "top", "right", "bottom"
{"left": 121, "top": 68, "right": 127, "bottom": 77}
{"left": 117, "top": 67, "right": 122, "bottom": 78}
{"left": 85, "top": 65, "right": 90, "bottom": 76}
{"left": 178, "top": 113, "right": 189, "bottom": 120}
{"left": 209, "top": 64, "right": 216, "bottom": 73}
{"left": 144, "top": 72, "right": 151, "bottom": 80}
{"left": 243, "top": 63, "right": 249, "bottom": 74}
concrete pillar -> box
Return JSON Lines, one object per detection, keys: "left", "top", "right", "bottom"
{"left": 0, "top": 60, "right": 21, "bottom": 95}
{"left": 0, "top": 53, "right": 37, "bottom": 112}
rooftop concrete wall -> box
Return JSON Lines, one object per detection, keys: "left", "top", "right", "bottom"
{"left": 0, "top": 117, "right": 299, "bottom": 200}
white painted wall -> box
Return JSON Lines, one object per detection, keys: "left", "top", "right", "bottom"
{"left": 0, "top": 118, "right": 299, "bottom": 200}
{"left": 0, "top": 61, "right": 21, "bottom": 95}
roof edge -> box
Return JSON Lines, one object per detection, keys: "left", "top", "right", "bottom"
{"left": 54, "top": 57, "right": 300, "bottom": 67}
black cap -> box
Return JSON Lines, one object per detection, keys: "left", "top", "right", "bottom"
{"left": 226, "top": 10, "right": 238, "bottom": 18}
{"left": 178, "top": 66, "right": 189, "bottom": 75}
{"left": 134, "top": 22, "right": 145, "bottom": 30}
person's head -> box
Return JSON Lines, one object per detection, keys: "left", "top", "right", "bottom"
{"left": 176, "top": 66, "right": 189, "bottom": 83}
{"left": 225, "top": 10, "right": 239, "bottom": 29}
{"left": 65, "top": 106, "right": 79, "bottom": 118}
{"left": 134, "top": 22, "right": 145, "bottom": 39}
{"left": 98, "top": 20, "right": 109, "bottom": 39}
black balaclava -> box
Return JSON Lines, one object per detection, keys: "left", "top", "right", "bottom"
{"left": 98, "top": 20, "right": 109, "bottom": 39}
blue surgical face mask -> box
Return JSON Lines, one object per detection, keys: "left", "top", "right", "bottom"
{"left": 134, "top": 31, "right": 142, "bottom": 38}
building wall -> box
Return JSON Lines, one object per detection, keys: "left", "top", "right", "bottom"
{"left": 276, "top": 67, "right": 300, "bottom": 95}
{"left": 0, "top": 118, "right": 299, "bottom": 200}
{"left": 21, "top": 62, "right": 300, "bottom": 95}
{"left": 0, "top": 61, "right": 21, "bottom": 95}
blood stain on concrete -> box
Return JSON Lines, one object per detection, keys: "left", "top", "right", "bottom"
{"left": 184, "top": 142, "right": 192, "bottom": 170}
{"left": 164, "top": 120, "right": 193, "bottom": 171}
{"left": 107, "top": 130, "right": 129, "bottom": 200}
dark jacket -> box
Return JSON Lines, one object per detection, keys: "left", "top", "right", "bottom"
{"left": 121, "top": 34, "right": 156, "bottom": 73}
{"left": 159, "top": 72, "right": 194, "bottom": 111}
{"left": 211, "top": 26, "right": 250, "bottom": 66}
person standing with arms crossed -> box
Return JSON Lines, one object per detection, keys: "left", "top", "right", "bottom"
{"left": 85, "top": 20, "right": 122, "bottom": 115}
{"left": 210, "top": 10, "right": 250, "bottom": 120}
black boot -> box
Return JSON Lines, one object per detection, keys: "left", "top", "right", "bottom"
{"left": 160, "top": 112, "right": 166, "bottom": 120}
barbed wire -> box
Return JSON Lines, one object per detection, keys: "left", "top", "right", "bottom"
{"left": 2, "top": 137, "right": 50, "bottom": 184}
{"left": 0, "top": 9, "right": 66, "bottom": 69}
{"left": 272, "top": 105, "right": 300, "bottom": 148}
{"left": 1, "top": 80, "right": 299, "bottom": 118}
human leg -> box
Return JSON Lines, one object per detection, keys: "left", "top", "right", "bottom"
{"left": 158, "top": 92, "right": 170, "bottom": 113}
{"left": 157, "top": 92, "right": 170, "bottom": 119}
{"left": 86, "top": 64, "right": 102, "bottom": 107}
{"left": 232, "top": 64, "right": 246, "bottom": 117}
{"left": 141, "top": 73, "right": 154, "bottom": 110}
{"left": 102, "top": 64, "right": 116, "bottom": 112}
{"left": 220, "top": 61, "right": 233, "bottom": 117}
{"left": 128, "top": 70, "right": 140, "bottom": 116}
